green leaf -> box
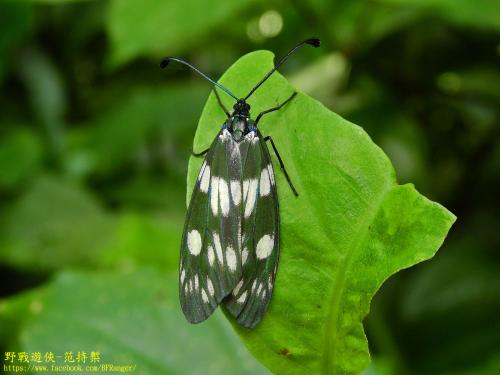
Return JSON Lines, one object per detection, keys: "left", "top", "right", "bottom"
{"left": 107, "top": 0, "right": 254, "bottom": 67}
{"left": 379, "top": 0, "right": 500, "bottom": 31}
{"left": 65, "top": 84, "right": 207, "bottom": 177}
{"left": 186, "top": 51, "right": 456, "bottom": 374}
{"left": 97, "top": 212, "right": 182, "bottom": 272}
{"left": 17, "top": 47, "right": 66, "bottom": 155}
{"left": 0, "top": 3, "right": 32, "bottom": 82}
{"left": 0, "top": 287, "right": 46, "bottom": 349}
{"left": 394, "top": 222, "right": 500, "bottom": 373}
{"left": 317, "top": 1, "right": 423, "bottom": 51}
{"left": 0, "top": 176, "right": 114, "bottom": 271}
{"left": 108, "top": 176, "right": 187, "bottom": 213}
{"left": 20, "top": 0, "right": 93, "bottom": 3}
{"left": 0, "top": 127, "right": 43, "bottom": 190}
{"left": 19, "top": 269, "right": 269, "bottom": 375}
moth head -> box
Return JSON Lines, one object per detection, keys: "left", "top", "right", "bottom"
{"left": 233, "top": 99, "right": 250, "bottom": 115}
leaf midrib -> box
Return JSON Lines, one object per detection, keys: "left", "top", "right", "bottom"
{"left": 321, "top": 183, "right": 392, "bottom": 375}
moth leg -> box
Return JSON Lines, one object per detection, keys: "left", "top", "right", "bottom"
{"left": 254, "top": 92, "right": 297, "bottom": 126}
{"left": 192, "top": 148, "right": 209, "bottom": 157}
{"left": 264, "top": 136, "right": 299, "bottom": 197}
{"left": 213, "top": 89, "right": 231, "bottom": 119}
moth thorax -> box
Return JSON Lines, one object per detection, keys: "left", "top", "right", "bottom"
{"left": 229, "top": 117, "right": 249, "bottom": 141}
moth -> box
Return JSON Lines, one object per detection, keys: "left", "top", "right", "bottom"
{"left": 161, "top": 38, "right": 320, "bottom": 328}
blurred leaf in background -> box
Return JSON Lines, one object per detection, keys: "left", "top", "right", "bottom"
{"left": 0, "top": 176, "right": 113, "bottom": 271}
{"left": 17, "top": 270, "right": 268, "bottom": 375}
{"left": 0, "top": 3, "right": 33, "bottom": 83}
{"left": 0, "top": 127, "right": 43, "bottom": 189}
{"left": 107, "top": 0, "right": 256, "bottom": 67}
{"left": 0, "top": 0, "right": 498, "bottom": 374}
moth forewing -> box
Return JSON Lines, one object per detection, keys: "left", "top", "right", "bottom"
{"left": 179, "top": 129, "right": 243, "bottom": 324}
{"left": 168, "top": 38, "right": 320, "bottom": 327}
{"left": 207, "top": 129, "right": 243, "bottom": 287}
{"left": 223, "top": 130, "right": 280, "bottom": 328}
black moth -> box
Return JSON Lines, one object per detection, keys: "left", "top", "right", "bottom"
{"left": 161, "top": 38, "right": 320, "bottom": 328}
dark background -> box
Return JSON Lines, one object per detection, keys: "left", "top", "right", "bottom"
{"left": 0, "top": 1, "right": 498, "bottom": 374}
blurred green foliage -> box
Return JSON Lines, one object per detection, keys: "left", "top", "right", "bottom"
{"left": 0, "top": 1, "right": 498, "bottom": 374}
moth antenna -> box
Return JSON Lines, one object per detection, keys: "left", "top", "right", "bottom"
{"left": 244, "top": 38, "right": 320, "bottom": 101}
{"left": 160, "top": 57, "right": 239, "bottom": 101}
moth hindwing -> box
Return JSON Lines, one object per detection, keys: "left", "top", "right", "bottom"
{"left": 179, "top": 128, "right": 243, "bottom": 324}
{"left": 165, "top": 38, "right": 320, "bottom": 328}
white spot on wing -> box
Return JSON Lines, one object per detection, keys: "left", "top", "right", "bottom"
{"left": 187, "top": 230, "right": 202, "bottom": 256}
{"left": 201, "top": 289, "right": 209, "bottom": 303}
{"left": 244, "top": 178, "right": 258, "bottom": 218}
{"left": 256, "top": 234, "right": 274, "bottom": 259}
{"left": 237, "top": 291, "right": 248, "bottom": 304}
{"left": 260, "top": 167, "right": 271, "bottom": 196}
{"left": 213, "top": 232, "right": 223, "bottom": 263}
{"left": 230, "top": 180, "right": 241, "bottom": 206}
{"left": 256, "top": 283, "right": 263, "bottom": 295}
{"left": 200, "top": 164, "right": 211, "bottom": 193}
{"left": 207, "top": 245, "right": 215, "bottom": 266}
{"left": 233, "top": 279, "right": 244, "bottom": 296}
{"left": 180, "top": 269, "right": 185, "bottom": 284}
{"left": 218, "top": 178, "right": 230, "bottom": 216}
{"left": 207, "top": 277, "right": 215, "bottom": 296}
{"left": 242, "top": 247, "right": 248, "bottom": 265}
{"left": 194, "top": 274, "right": 199, "bottom": 290}
{"left": 226, "top": 245, "right": 237, "bottom": 272}
{"left": 210, "top": 176, "right": 219, "bottom": 215}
